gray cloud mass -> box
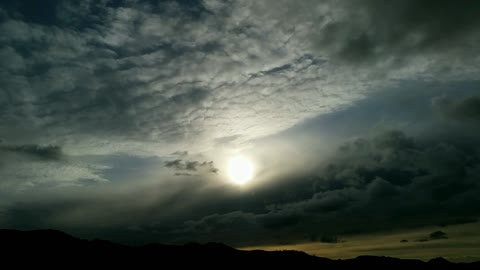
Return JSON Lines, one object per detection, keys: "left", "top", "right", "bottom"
{"left": 165, "top": 158, "right": 218, "bottom": 174}
{"left": 167, "top": 129, "right": 480, "bottom": 245}
{"left": 432, "top": 95, "right": 480, "bottom": 122}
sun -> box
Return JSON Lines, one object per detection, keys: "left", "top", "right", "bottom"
{"left": 227, "top": 155, "right": 254, "bottom": 185}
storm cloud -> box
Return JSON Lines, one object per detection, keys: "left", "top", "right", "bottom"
{"left": 171, "top": 128, "right": 480, "bottom": 246}
{"left": 432, "top": 95, "right": 480, "bottom": 122}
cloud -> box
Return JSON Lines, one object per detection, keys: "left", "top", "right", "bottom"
{"left": 0, "top": 143, "right": 108, "bottom": 193}
{"left": 171, "top": 151, "right": 188, "bottom": 156}
{"left": 214, "top": 135, "right": 242, "bottom": 146}
{"left": 416, "top": 230, "right": 449, "bottom": 242}
{"left": 432, "top": 95, "right": 480, "bottom": 122}
{"left": 429, "top": 230, "right": 448, "bottom": 240}
{"left": 0, "top": 160, "right": 109, "bottom": 192}
{"left": 0, "top": 144, "right": 63, "bottom": 160}
{"left": 175, "top": 172, "right": 193, "bottom": 177}
{"left": 318, "top": 234, "right": 339, "bottom": 243}
{"left": 310, "top": 0, "right": 480, "bottom": 65}
{"left": 164, "top": 159, "right": 183, "bottom": 170}
{"left": 171, "top": 129, "right": 480, "bottom": 245}
{"left": 1, "top": 126, "right": 479, "bottom": 246}
{"left": 165, "top": 159, "right": 218, "bottom": 174}
{"left": 3, "top": 0, "right": 477, "bottom": 159}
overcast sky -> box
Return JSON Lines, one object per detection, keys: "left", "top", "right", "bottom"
{"left": 1, "top": 0, "right": 480, "bottom": 261}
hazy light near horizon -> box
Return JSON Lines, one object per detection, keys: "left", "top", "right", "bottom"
{"left": 227, "top": 156, "right": 254, "bottom": 185}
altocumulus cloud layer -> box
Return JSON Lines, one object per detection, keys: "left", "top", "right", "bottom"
{"left": 1, "top": 0, "right": 480, "bottom": 253}
{"left": 2, "top": 0, "right": 480, "bottom": 155}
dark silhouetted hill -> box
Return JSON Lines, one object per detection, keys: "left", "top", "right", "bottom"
{"left": 0, "top": 229, "right": 478, "bottom": 269}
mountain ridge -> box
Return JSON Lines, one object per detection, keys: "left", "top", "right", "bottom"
{"left": 1, "top": 229, "right": 478, "bottom": 269}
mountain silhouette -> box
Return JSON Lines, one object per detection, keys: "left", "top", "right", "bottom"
{"left": 1, "top": 229, "right": 478, "bottom": 269}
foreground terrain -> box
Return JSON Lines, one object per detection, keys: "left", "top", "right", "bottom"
{"left": 1, "top": 229, "right": 478, "bottom": 269}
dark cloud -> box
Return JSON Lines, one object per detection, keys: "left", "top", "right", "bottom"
{"left": 0, "top": 144, "right": 63, "bottom": 160}
{"left": 175, "top": 172, "right": 192, "bottom": 177}
{"left": 416, "top": 230, "right": 449, "bottom": 242}
{"left": 172, "top": 130, "right": 480, "bottom": 245}
{"left": 303, "top": 189, "right": 358, "bottom": 213}
{"left": 318, "top": 234, "right": 339, "bottom": 243}
{"left": 0, "top": 1, "right": 62, "bottom": 26}
{"left": 185, "top": 161, "right": 199, "bottom": 171}
{"left": 432, "top": 95, "right": 480, "bottom": 122}
{"left": 313, "top": 0, "right": 480, "bottom": 65}
{"left": 429, "top": 230, "right": 448, "bottom": 240}
{"left": 164, "top": 159, "right": 183, "bottom": 170}
{"left": 165, "top": 159, "right": 218, "bottom": 174}
{"left": 171, "top": 151, "right": 188, "bottom": 156}
{"left": 106, "top": 0, "right": 209, "bottom": 19}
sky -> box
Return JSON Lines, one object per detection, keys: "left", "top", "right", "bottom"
{"left": 1, "top": 0, "right": 480, "bottom": 261}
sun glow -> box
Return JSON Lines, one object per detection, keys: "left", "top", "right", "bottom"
{"left": 227, "top": 156, "right": 254, "bottom": 185}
